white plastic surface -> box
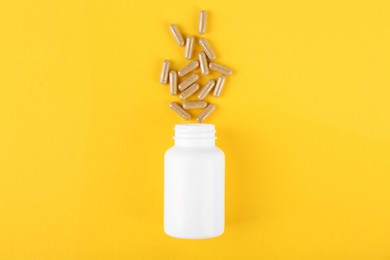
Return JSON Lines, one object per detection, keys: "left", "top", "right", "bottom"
{"left": 164, "top": 124, "right": 225, "bottom": 239}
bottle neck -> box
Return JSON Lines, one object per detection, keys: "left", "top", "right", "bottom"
{"left": 173, "top": 124, "right": 216, "bottom": 147}
{"left": 175, "top": 138, "right": 215, "bottom": 147}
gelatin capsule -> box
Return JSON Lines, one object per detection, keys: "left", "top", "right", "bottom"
{"left": 169, "top": 70, "right": 178, "bottom": 95}
{"left": 178, "top": 73, "right": 199, "bottom": 91}
{"left": 160, "top": 60, "right": 170, "bottom": 84}
{"left": 197, "top": 104, "right": 216, "bottom": 123}
{"left": 209, "top": 62, "right": 232, "bottom": 76}
{"left": 179, "top": 83, "right": 200, "bottom": 100}
{"left": 198, "top": 79, "right": 215, "bottom": 100}
{"left": 199, "top": 38, "right": 216, "bottom": 60}
{"left": 198, "top": 10, "right": 207, "bottom": 34}
{"left": 185, "top": 36, "right": 195, "bottom": 60}
{"left": 178, "top": 60, "right": 199, "bottom": 77}
{"left": 213, "top": 75, "right": 226, "bottom": 97}
{"left": 198, "top": 52, "right": 209, "bottom": 76}
{"left": 170, "top": 102, "right": 190, "bottom": 120}
{"left": 183, "top": 100, "right": 208, "bottom": 109}
{"left": 169, "top": 24, "right": 185, "bottom": 46}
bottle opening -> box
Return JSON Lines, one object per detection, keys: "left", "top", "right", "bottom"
{"left": 174, "top": 124, "right": 216, "bottom": 139}
{"left": 174, "top": 124, "right": 216, "bottom": 146}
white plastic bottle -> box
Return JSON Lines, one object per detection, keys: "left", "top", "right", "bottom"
{"left": 164, "top": 124, "right": 225, "bottom": 239}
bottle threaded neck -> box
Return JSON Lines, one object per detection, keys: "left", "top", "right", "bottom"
{"left": 174, "top": 124, "right": 216, "bottom": 146}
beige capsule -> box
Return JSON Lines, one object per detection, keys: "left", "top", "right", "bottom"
{"left": 198, "top": 10, "right": 207, "bottom": 34}
{"left": 178, "top": 60, "right": 199, "bottom": 77}
{"left": 170, "top": 102, "right": 191, "bottom": 120}
{"left": 185, "top": 36, "right": 195, "bottom": 60}
{"left": 178, "top": 73, "right": 199, "bottom": 91}
{"left": 213, "top": 75, "right": 226, "bottom": 97}
{"left": 209, "top": 62, "right": 233, "bottom": 76}
{"left": 160, "top": 60, "right": 170, "bottom": 84}
{"left": 169, "top": 24, "right": 185, "bottom": 46}
{"left": 198, "top": 79, "right": 215, "bottom": 100}
{"left": 169, "top": 70, "right": 178, "bottom": 95}
{"left": 198, "top": 52, "right": 209, "bottom": 76}
{"left": 183, "top": 100, "right": 208, "bottom": 109}
{"left": 197, "top": 104, "right": 216, "bottom": 123}
{"left": 179, "top": 83, "right": 200, "bottom": 100}
{"left": 199, "top": 38, "right": 216, "bottom": 60}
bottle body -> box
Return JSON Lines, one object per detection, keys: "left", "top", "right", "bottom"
{"left": 164, "top": 124, "right": 225, "bottom": 239}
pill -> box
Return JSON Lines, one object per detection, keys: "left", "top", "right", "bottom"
{"left": 169, "top": 70, "right": 178, "bottom": 95}
{"left": 170, "top": 102, "right": 191, "bottom": 120}
{"left": 199, "top": 38, "right": 216, "bottom": 60}
{"left": 160, "top": 60, "right": 170, "bottom": 84}
{"left": 185, "top": 36, "right": 195, "bottom": 60}
{"left": 178, "top": 73, "right": 199, "bottom": 91}
{"left": 213, "top": 75, "right": 226, "bottom": 97}
{"left": 179, "top": 83, "right": 200, "bottom": 100}
{"left": 178, "top": 60, "right": 199, "bottom": 77}
{"left": 197, "top": 104, "right": 216, "bottom": 123}
{"left": 198, "top": 10, "right": 207, "bottom": 34}
{"left": 169, "top": 24, "right": 185, "bottom": 46}
{"left": 209, "top": 62, "right": 233, "bottom": 76}
{"left": 198, "top": 52, "right": 209, "bottom": 76}
{"left": 198, "top": 79, "right": 215, "bottom": 100}
{"left": 183, "top": 100, "right": 208, "bottom": 109}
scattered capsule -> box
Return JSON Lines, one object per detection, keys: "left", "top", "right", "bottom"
{"left": 198, "top": 52, "right": 209, "bottom": 76}
{"left": 163, "top": 14, "right": 232, "bottom": 123}
{"left": 183, "top": 100, "right": 208, "bottom": 109}
{"left": 213, "top": 75, "right": 226, "bottom": 97}
{"left": 178, "top": 73, "right": 199, "bottom": 91}
{"left": 198, "top": 10, "right": 207, "bottom": 34}
{"left": 198, "top": 79, "right": 215, "bottom": 100}
{"left": 160, "top": 60, "right": 170, "bottom": 84}
{"left": 185, "top": 36, "right": 195, "bottom": 60}
{"left": 180, "top": 83, "right": 200, "bottom": 100}
{"left": 178, "top": 60, "right": 199, "bottom": 77}
{"left": 169, "top": 24, "right": 185, "bottom": 46}
{"left": 197, "top": 104, "right": 216, "bottom": 123}
{"left": 170, "top": 102, "right": 191, "bottom": 120}
{"left": 209, "top": 62, "right": 232, "bottom": 76}
{"left": 199, "top": 38, "right": 216, "bottom": 60}
{"left": 169, "top": 70, "right": 178, "bottom": 95}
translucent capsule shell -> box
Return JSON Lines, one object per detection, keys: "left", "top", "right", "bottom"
{"left": 169, "top": 70, "right": 178, "bottom": 95}
{"left": 199, "top": 38, "right": 216, "bottom": 60}
{"left": 185, "top": 36, "right": 195, "bottom": 60}
{"left": 183, "top": 100, "right": 208, "bottom": 109}
{"left": 213, "top": 75, "right": 226, "bottom": 97}
{"left": 209, "top": 62, "right": 232, "bottom": 76}
{"left": 198, "top": 52, "right": 209, "bottom": 76}
{"left": 198, "top": 10, "right": 207, "bottom": 34}
{"left": 160, "top": 60, "right": 170, "bottom": 84}
{"left": 198, "top": 79, "right": 215, "bottom": 100}
{"left": 170, "top": 102, "right": 191, "bottom": 120}
{"left": 197, "top": 104, "right": 216, "bottom": 123}
{"left": 179, "top": 83, "right": 200, "bottom": 100}
{"left": 178, "top": 73, "right": 199, "bottom": 91}
{"left": 169, "top": 24, "right": 185, "bottom": 46}
{"left": 178, "top": 60, "right": 199, "bottom": 77}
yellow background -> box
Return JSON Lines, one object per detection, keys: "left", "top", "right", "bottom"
{"left": 1, "top": 0, "right": 389, "bottom": 259}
